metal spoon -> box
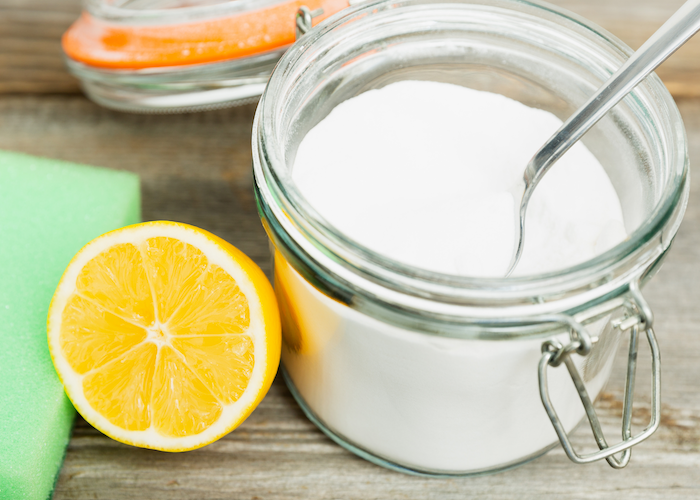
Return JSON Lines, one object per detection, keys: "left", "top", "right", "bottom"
{"left": 505, "top": 0, "right": 700, "bottom": 277}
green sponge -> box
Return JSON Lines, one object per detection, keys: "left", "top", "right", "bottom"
{"left": 0, "top": 151, "right": 140, "bottom": 500}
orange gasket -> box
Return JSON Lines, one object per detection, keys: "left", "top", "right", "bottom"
{"left": 63, "top": 0, "right": 349, "bottom": 70}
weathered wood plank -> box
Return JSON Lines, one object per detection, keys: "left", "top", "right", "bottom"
{"left": 0, "top": 94, "right": 698, "bottom": 498}
{"left": 0, "top": 1, "right": 82, "bottom": 93}
{"left": 1, "top": 0, "right": 700, "bottom": 96}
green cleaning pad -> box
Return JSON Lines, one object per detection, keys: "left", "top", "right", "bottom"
{"left": 0, "top": 151, "right": 140, "bottom": 500}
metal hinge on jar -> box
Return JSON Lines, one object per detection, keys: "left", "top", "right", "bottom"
{"left": 296, "top": 6, "right": 325, "bottom": 38}
{"left": 537, "top": 279, "right": 660, "bottom": 468}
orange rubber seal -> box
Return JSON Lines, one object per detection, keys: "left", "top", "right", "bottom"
{"left": 62, "top": 0, "right": 349, "bottom": 70}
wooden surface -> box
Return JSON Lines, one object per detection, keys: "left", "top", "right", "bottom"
{"left": 1, "top": 0, "right": 700, "bottom": 498}
{"left": 0, "top": 95, "right": 697, "bottom": 500}
{"left": 2, "top": 0, "right": 700, "bottom": 95}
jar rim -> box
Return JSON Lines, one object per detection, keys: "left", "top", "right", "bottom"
{"left": 253, "top": 0, "right": 689, "bottom": 316}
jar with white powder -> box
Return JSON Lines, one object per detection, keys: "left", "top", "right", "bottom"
{"left": 252, "top": 0, "right": 689, "bottom": 475}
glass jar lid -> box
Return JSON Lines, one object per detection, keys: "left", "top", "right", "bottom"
{"left": 62, "top": 0, "right": 350, "bottom": 112}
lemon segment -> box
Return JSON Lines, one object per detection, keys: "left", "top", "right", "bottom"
{"left": 141, "top": 236, "right": 209, "bottom": 324}
{"left": 76, "top": 242, "right": 154, "bottom": 326}
{"left": 151, "top": 345, "right": 223, "bottom": 438}
{"left": 60, "top": 294, "right": 148, "bottom": 374}
{"left": 171, "top": 335, "right": 254, "bottom": 404}
{"left": 83, "top": 342, "right": 157, "bottom": 432}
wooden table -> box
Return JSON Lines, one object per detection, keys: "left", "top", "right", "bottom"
{"left": 2, "top": 0, "right": 700, "bottom": 498}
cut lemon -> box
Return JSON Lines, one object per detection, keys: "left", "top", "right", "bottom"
{"left": 47, "top": 221, "right": 280, "bottom": 451}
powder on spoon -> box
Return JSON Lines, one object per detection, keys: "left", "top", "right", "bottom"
{"left": 292, "top": 80, "right": 627, "bottom": 277}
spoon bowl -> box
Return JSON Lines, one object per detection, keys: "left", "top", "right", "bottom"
{"left": 505, "top": 0, "right": 700, "bottom": 277}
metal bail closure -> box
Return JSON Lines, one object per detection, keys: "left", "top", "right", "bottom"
{"left": 538, "top": 281, "right": 661, "bottom": 468}
{"left": 296, "top": 6, "right": 325, "bottom": 39}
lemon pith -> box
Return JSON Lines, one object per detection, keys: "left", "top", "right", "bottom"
{"left": 47, "top": 221, "right": 280, "bottom": 451}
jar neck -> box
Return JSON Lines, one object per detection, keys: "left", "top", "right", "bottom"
{"left": 254, "top": 158, "right": 682, "bottom": 335}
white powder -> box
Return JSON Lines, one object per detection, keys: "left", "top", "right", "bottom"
{"left": 280, "top": 81, "right": 627, "bottom": 472}
{"left": 293, "top": 80, "right": 627, "bottom": 277}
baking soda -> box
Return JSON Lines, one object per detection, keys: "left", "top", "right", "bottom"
{"left": 293, "top": 80, "right": 627, "bottom": 277}
{"left": 281, "top": 81, "right": 626, "bottom": 472}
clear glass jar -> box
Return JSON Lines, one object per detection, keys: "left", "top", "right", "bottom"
{"left": 62, "top": 0, "right": 349, "bottom": 112}
{"left": 252, "top": 0, "right": 689, "bottom": 476}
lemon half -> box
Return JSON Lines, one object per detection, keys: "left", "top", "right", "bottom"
{"left": 47, "top": 221, "right": 280, "bottom": 451}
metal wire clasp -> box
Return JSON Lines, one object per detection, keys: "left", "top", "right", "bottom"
{"left": 296, "top": 6, "right": 325, "bottom": 38}
{"left": 538, "top": 280, "right": 661, "bottom": 468}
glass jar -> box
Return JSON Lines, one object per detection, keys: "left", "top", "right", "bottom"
{"left": 252, "top": 0, "right": 689, "bottom": 476}
{"left": 62, "top": 0, "right": 349, "bottom": 112}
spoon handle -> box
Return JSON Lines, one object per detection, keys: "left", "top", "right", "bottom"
{"left": 523, "top": 0, "right": 700, "bottom": 190}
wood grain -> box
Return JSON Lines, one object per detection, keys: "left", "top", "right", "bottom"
{"left": 1, "top": 0, "right": 700, "bottom": 96}
{"left": 0, "top": 0, "right": 82, "bottom": 93}
{"left": 0, "top": 94, "right": 699, "bottom": 498}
